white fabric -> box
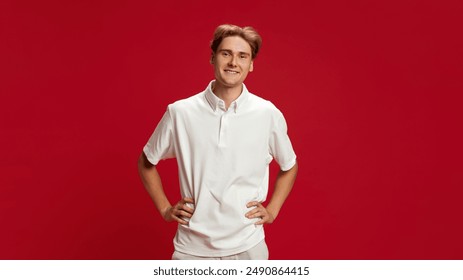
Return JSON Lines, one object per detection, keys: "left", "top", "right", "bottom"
{"left": 143, "top": 80, "right": 296, "bottom": 257}
{"left": 172, "top": 240, "right": 269, "bottom": 260}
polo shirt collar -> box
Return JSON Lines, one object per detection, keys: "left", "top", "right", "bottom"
{"left": 205, "top": 80, "right": 249, "bottom": 113}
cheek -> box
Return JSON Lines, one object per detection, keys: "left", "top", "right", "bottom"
{"left": 213, "top": 63, "right": 222, "bottom": 73}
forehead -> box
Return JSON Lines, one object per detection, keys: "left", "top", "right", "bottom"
{"left": 217, "top": 36, "right": 252, "bottom": 54}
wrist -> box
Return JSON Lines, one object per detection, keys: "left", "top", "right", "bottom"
{"left": 160, "top": 206, "right": 172, "bottom": 221}
{"left": 266, "top": 205, "right": 279, "bottom": 221}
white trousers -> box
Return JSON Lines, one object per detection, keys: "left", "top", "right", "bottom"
{"left": 172, "top": 240, "right": 269, "bottom": 260}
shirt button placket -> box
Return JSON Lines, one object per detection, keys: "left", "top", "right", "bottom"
{"left": 218, "top": 112, "right": 227, "bottom": 147}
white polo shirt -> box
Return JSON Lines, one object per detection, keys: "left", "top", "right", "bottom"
{"left": 143, "top": 80, "right": 297, "bottom": 257}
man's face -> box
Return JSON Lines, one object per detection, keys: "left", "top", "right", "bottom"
{"left": 211, "top": 36, "right": 254, "bottom": 90}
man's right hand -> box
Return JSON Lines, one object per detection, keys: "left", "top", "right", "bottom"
{"left": 162, "top": 197, "right": 195, "bottom": 225}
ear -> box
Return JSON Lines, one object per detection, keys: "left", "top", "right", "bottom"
{"left": 210, "top": 53, "right": 215, "bottom": 64}
{"left": 249, "top": 60, "right": 254, "bottom": 72}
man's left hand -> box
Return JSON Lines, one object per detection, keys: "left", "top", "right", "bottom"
{"left": 245, "top": 201, "right": 275, "bottom": 225}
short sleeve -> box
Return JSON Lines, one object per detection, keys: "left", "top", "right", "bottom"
{"left": 269, "top": 111, "right": 297, "bottom": 171}
{"left": 142, "top": 108, "right": 176, "bottom": 165}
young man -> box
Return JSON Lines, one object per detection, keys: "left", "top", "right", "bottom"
{"left": 138, "top": 24, "right": 298, "bottom": 260}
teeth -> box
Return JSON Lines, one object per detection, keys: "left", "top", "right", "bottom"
{"left": 225, "top": 70, "right": 238, "bottom": 74}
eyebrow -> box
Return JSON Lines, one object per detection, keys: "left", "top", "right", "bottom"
{"left": 218, "top": 49, "right": 251, "bottom": 56}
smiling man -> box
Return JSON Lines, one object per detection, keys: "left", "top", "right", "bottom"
{"left": 138, "top": 24, "right": 298, "bottom": 260}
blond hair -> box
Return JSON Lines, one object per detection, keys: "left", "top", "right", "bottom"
{"left": 210, "top": 24, "right": 262, "bottom": 60}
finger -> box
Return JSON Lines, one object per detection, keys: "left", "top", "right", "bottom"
{"left": 181, "top": 204, "right": 195, "bottom": 214}
{"left": 182, "top": 197, "right": 195, "bottom": 204}
{"left": 246, "top": 201, "right": 261, "bottom": 208}
{"left": 181, "top": 198, "right": 195, "bottom": 213}
{"left": 173, "top": 201, "right": 189, "bottom": 211}
{"left": 247, "top": 209, "right": 268, "bottom": 219}
{"left": 245, "top": 208, "right": 261, "bottom": 218}
{"left": 177, "top": 209, "right": 193, "bottom": 218}
{"left": 255, "top": 212, "right": 275, "bottom": 225}
{"left": 255, "top": 212, "right": 273, "bottom": 224}
{"left": 167, "top": 208, "right": 187, "bottom": 223}
{"left": 173, "top": 215, "right": 188, "bottom": 225}
{"left": 172, "top": 207, "right": 189, "bottom": 217}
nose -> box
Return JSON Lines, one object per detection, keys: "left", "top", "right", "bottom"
{"left": 228, "top": 55, "right": 237, "bottom": 67}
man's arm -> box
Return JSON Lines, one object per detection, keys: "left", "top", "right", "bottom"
{"left": 246, "top": 161, "right": 298, "bottom": 225}
{"left": 137, "top": 152, "right": 194, "bottom": 225}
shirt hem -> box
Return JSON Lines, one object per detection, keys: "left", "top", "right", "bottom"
{"left": 174, "top": 237, "right": 266, "bottom": 258}
{"left": 280, "top": 156, "right": 297, "bottom": 171}
{"left": 143, "top": 147, "right": 160, "bottom": 165}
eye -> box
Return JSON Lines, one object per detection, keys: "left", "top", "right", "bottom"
{"left": 222, "top": 52, "right": 230, "bottom": 57}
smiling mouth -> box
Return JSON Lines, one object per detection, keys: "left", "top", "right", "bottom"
{"left": 224, "top": 69, "right": 239, "bottom": 74}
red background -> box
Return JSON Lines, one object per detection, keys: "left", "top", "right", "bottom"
{"left": 1, "top": 0, "right": 462, "bottom": 259}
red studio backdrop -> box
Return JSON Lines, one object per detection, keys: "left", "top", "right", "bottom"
{"left": 1, "top": 0, "right": 462, "bottom": 260}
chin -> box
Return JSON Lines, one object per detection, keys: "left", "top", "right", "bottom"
{"left": 224, "top": 81, "right": 242, "bottom": 88}
{"left": 217, "top": 79, "right": 239, "bottom": 88}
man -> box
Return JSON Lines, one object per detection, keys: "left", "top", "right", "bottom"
{"left": 138, "top": 24, "right": 298, "bottom": 260}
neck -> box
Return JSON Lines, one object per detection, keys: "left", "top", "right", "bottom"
{"left": 212, "top": 82, "right": 243, "bottom": 109}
